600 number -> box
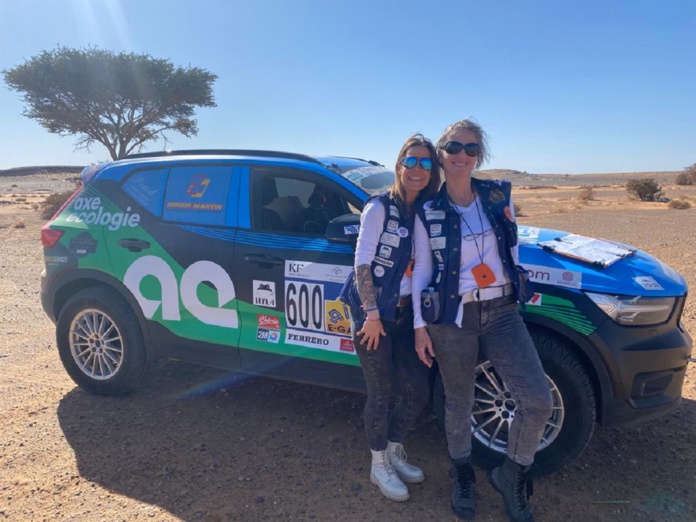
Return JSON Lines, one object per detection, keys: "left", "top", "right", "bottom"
{"left": 285, "top": 282, "right": 324, "bottom": 332}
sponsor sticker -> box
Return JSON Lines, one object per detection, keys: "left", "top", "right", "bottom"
{"left": 633, "top": 276, "right": 664, "bottom": 291}
{"left": 340, "top": 339, "right": 355, "bottom": 352}
{"left": 380, "top": 232, "right": 401, "bottom": 248}
{"left": 325, "top": 300, "right": 351, "bottom": 335}
{"left": 253, "top": 280, "right": 277, "bottom": 307}
{"left": 284, "top": 261, "right": 350, "bottom": 284}
{"left": 257, "top": 328, "right": 280, "bottom": 343}
{"left": 387, "top": 220, "right": 399, "bottom": 233}
{"left": 430, "top": 224, "right": 442, "bottom": 237}
{"left": 527, "top": 293, "right": 543, "bottom": 306}
{"left": 45, "top": 255, "right": 68, "bottom": 263}
{"left": 67, "top": 197, "right": 141, "bottom": 231}
{"left": 525, "top": 264, "right": 582, "bottom": 289}
{"left": 344, "top": 225, "right": 359, "bottom": 235}
{"left": 518, "top": 226, "right": 540, "bottom": 244}
{"left": 257, "top": 314, "right": 280, "bottom": 329}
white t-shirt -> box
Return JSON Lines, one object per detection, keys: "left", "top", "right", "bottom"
{"left": 412, "top": 196, "right": 517, "bottom": 328}
{"left": 354, "top": 199, "right": 412, "bottom": 298}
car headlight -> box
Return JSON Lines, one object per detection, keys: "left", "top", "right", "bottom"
{"left": 585, "top": 292, "right": 675, "bottom": 326}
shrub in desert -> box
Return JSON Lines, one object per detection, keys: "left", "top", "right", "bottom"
{"left": 578, "top": 187, "right": 595, "bottom": 202}
{"left": 39, "top": 190, "right": 77, "bottom": 220}
{"left": 675, "top": 164, "right": 696, "bottom": 185}
{"left": 668, "top": 199, "right": 691, "bottom": 210}
{"left": 514, "top": 202, "right": 524, "bottom": 217}
{"left": 626, "top": 178, "right": 664, "bottom": 202}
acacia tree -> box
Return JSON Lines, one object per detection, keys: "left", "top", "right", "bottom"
{"left": 3, "top": 47, "right": 217, "bottom": 160}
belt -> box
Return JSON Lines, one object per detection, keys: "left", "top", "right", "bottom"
{"left": 397, "top": 295, "right": 412, "bottom": 307}
{"left": 461, "top": 283, "right": 514, "bottom": 304}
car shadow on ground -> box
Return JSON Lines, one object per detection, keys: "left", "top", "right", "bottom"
{"left": 57, "top": 361, "right": 696, "bottom": 522}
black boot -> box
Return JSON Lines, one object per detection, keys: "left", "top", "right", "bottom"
{"left": 488, "top": 456, "right": 535, "bottom": 522}
{"left": 450, "top": 458, "right": 477, "bottom": 519}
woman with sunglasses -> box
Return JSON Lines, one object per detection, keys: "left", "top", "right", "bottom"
{"left": 411, "top": 119, "right": 553, "bottom": 521}
{"left": 340, "top": 133, "right": 440, "bottom": 501}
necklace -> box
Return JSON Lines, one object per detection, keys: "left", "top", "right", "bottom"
{"left": 449, "top": 196, "right": 497, "bottom": 288}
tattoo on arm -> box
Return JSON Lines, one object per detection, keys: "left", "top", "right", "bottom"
{"left": 356, "top": 264, "right": 377, "bottom": 310}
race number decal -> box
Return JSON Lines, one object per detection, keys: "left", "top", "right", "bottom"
{"left": 285, "top": 281, "right": 325, "bottom": 332}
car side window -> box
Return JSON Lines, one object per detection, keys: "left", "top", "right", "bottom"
{"left": 252, "top": 167, "right": 351, "bottom": 235}
{"left": 162, "top": 166, "right": 232, "bottom": 226}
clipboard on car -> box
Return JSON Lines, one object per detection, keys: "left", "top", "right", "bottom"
{"left": 537, "top": 234, "right": 636, "bottom": 268}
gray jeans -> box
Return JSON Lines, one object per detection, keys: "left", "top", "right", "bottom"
{"left": 429, "top": 294, "right": 553, "bottom": 466}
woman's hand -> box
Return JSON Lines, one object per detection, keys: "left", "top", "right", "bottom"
{"left": 357, "top": 318, "right": 386, "bottom": 351}
{"left": 415, "top": 327, "right": 435, "bottom": 367}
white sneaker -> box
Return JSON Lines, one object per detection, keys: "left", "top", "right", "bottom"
{"left": 387, "top": 441, "right": 425, "bottom": 484}
{"left": 370, "top": 449, "right": 410, "bottom": 501}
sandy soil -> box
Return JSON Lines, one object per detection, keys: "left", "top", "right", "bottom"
{"left": 1, "top": 172, "right": 695, "bottom": 522}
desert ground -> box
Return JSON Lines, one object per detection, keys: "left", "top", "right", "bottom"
{"left": 1, "top": 168, "right": 695, "bottom": 522}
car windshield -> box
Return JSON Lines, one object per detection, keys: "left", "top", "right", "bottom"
{"left": 340, "top": 166, "right": 395, "bottom": 196}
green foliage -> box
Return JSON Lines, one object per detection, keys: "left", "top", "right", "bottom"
{"left": 626, "top": 178, "right": 664, "bottom": 202}
{"left": 3, "top": 46, "right": 217, "bottom": 160}
{"left": 675, "top": 164, "right": 696, "bottom": 185}
{"left": 40, "top": 189, "right": 78, "bottom": 220}
{"left": 668, "top": 199, "right": 691, "bottom": 210}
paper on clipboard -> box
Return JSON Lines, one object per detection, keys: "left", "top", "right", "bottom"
{"left": 537, "top": 234, "right": 635, "bottom": 267}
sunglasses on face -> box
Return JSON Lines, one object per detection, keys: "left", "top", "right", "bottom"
{"left": 400, "top": 156, "right": 433, "bottom": 171}
{"left": 441, "top": 141, "right": 480, "bottom": 157}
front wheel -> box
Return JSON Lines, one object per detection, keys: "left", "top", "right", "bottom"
{"left": 56, "top": 287, "right": 149, "bottom": 396}
{"left": 432, "top": 330, "right": 596, "bottom": 476}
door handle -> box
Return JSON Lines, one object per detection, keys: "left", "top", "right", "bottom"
{"left": 118, "top": 238, "right": 151, "bottom": 252}
{"left": 245, "top": 254, "right": 284, "bottom": 268}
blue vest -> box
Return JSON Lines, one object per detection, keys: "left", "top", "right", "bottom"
{"left": 415, "top": 179, "right": 533, "bottom": 324}
{"left": 339, "top": 193, "right": 414, "bottom": 321}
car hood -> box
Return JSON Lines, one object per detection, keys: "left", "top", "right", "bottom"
{"left": 518, "top": 225, "right": 688, "bottom": 297}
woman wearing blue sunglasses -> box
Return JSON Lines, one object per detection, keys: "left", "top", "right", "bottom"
{"left": 411, "top": 119, "right": 553, "bottom": 521}
{"left": 340, "top": 133, "right": 440, "bottom": 501}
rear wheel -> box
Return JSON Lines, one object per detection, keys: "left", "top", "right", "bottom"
{"left": 432, "top": 331, "right": 596, "bottom": 476}
{"left": 57, "top": 287, "right": 148, "bottom": 395}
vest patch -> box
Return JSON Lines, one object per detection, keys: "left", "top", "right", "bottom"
{"left": 380, "top": 232, "right": 401, "bottom": 247}
{"left": 430, "top": 224, "right": 442, "bottom": 236}
{"left": 373, "top": 266, "right": 385, "bottom": 277}
{"left": 430, "top": 237, "right": 446, "bottom": 250}
{"left": 386, "top": 220, "right": 399, "bottom": 233}
{"left": 379, "top": 245, "right": 393, "bottom": 258}
{"left": 374, "top": 257, "right": 395, "bottom": 268}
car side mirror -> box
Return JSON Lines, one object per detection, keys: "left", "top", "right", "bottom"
{"left": 325, "top": 214, "right": 360, "bottom": 244}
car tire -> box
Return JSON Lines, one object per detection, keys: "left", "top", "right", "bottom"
{"left": 57, "top": 287, "right": 148, "bottom": 396}
{"left": 432, "top": 330, "right": 596, "bottom": 476}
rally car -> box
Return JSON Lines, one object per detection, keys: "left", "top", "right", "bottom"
{"left": 40, "top": 150, "right": 692, "bottom": 475}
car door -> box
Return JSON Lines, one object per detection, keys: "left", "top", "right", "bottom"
{"left": 110, "top": 162, "right": 243, "bottom": 369}
{"left": 232, "top": 162, "right": 366, "bottom": 391}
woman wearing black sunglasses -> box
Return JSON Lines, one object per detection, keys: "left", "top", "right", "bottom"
{"left": 411, "top": 119, "right": 553, "bottom": 521}
{"left": 339, "top": 133, "right": 440, "bottom": 501}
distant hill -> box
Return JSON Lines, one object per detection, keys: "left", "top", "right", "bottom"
{"left": 0, "top": 166, "right": 83, "bottom": 177}
{"left": 477, "top": 169, "right": 681, "bottom": 187}
{"left": 0, "top": 164, "right": 682, "bottom": 188}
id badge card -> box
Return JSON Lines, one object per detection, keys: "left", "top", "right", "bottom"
{"left": 472, "top": 263, "right": 496, "bottom": 288}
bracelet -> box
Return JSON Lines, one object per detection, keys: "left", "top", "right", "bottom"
{"left": 363, "top": 306, "right": 378, "bottom": 312}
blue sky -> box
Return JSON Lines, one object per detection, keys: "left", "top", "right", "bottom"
{"left": 1, "top": 0, "right": 694, "bottom": 174}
